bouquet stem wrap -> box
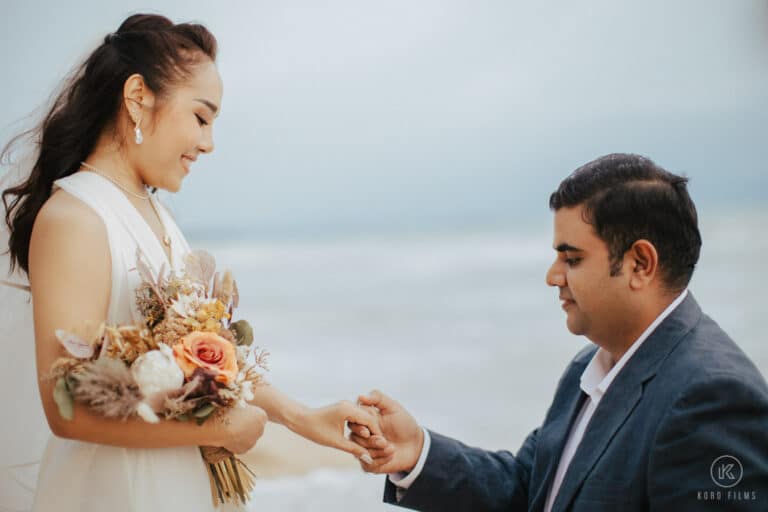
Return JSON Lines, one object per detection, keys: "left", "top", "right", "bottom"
{"left": 201, "top": 446, "right": 256, "bottom": 507}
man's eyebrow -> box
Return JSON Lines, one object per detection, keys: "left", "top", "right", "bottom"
{"left": 555, "top": 243, "right": 583, "bottom": 252}
{"left": 194, "top": 98, "right": 219, "bottom": 114}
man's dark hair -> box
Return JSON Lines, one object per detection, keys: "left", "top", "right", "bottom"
{"left": 549, "top": 153, "right": 702, "bottom": 292}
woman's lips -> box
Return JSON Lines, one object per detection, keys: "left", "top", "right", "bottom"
{"left": 181, "top": 155, "right": 195, "bottom": 173}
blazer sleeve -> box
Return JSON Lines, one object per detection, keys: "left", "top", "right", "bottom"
{"left": 384, "top": 427, "right": 539, "bottom": 511}
{"left": 648, "top": 371, "right": 768, "bottom": 510}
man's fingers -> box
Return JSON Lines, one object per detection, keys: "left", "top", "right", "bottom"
{"left": 350, "top": 433, "right": 395, "bottom": 464}
{"left": 359, "top": 454, "right": 395, "bottom": 474}
{"left": 366, "top": 445, "right": 395, "bottom": 459}
{"left": 348, "top": 423, "right": 371, "bottom": 439}
{"left": 357, "top": 389, "right": 397, "bottom": 414}
{"left": 349, "top": 433, "right": 389, "bottom": 450}
{"left": 349, "top": 432, "right": 377, "bottom": 449}
{"left": 345, "top": 405, "right": 382, "bottom": 437}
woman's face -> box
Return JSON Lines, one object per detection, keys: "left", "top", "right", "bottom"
{"left": 135, "top": 59, "right": 223, "bottom": 192}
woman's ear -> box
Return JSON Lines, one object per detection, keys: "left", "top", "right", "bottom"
{"left": 122, "top": 73, "right": 155, "bottom": 124}
{"left": 627, "top": 239, "right": 659, "bottom": 290}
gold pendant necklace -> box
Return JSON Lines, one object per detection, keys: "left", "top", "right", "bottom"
{"left": 80, "top": 161, "right": 172, "bottom": 261}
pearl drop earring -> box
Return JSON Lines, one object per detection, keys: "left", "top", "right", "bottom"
{"left": 134, "top": 119, "right": 143, "bottom": 145}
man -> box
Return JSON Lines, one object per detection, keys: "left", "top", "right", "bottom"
{"left": 352, "top": 154, "right": 768, "bottom": 511}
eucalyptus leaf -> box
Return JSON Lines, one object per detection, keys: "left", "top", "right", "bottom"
{"left": 53, "top": 377, "right": 74, "bottom": 421}
{"left": 230, "top": 320, "right": 254, "bottom": 346}
{"left": 194, "top": 404, "right": 216, "bottom": 418}
{"left": 194, "top": 404, "right": 217, "bottom": 425}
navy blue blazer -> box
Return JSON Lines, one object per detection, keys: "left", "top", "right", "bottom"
{"left": 384, "top": 294, "right": 768, "bottom": 511}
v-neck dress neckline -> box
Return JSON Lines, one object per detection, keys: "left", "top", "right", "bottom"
{"left": 87, "top": 172, "right": 173, "bottom": 267}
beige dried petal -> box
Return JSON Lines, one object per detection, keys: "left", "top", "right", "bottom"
{"left": 184, "top": 250, "right": 216, "bottom": 289}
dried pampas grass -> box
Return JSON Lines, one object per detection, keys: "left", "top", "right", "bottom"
{"left": 71, "top": 358, "right": 141, "bottom": 419}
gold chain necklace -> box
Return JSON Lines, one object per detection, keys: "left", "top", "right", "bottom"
{"left": 79, "top": 161, "right": 173, "bottom": 258}
{"left": 79, "top": 161, "right": 150, "bottom": 200}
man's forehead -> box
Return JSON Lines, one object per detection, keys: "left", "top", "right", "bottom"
{"left": 552, "top": 206, "right": 596, "bottom": 249}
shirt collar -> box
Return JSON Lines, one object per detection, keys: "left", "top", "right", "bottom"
{"left": 580, "top": 288, "right": 689, "bottom": 400}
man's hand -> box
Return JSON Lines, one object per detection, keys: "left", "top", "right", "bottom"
{"left": 349, "top": 389, "right": 424, "bottom": 474}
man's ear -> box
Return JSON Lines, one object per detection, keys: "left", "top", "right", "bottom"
{"left": 626, "top": 239, "right": 659, "bottom": 290}
{"left": 122, "top": 73, "right": 155, "bottom": 124}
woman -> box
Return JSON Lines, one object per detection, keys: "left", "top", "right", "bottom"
{"left": 0, "top": 14, "right": 382, "bottom": 512}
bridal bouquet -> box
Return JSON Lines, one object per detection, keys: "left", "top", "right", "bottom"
{"left": 48, "top": 249, "right": 268, "bottom": 507}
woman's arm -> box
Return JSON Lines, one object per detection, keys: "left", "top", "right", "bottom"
{"left": 29, "top": 190, "right": 266, "bottom": 453}
{"left": 249, "top": 381, "right": 380, "bottom": 462}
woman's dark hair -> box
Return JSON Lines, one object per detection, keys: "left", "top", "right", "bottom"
{"left": 549, "top": 153, "right": 702, "bottom": 292}
{"left": 2, "top": 13, "right": 217, "bottom": 275}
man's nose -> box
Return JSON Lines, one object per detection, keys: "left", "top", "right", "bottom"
{"left": 546, "top": 260, "right": 566, "bottom": 288}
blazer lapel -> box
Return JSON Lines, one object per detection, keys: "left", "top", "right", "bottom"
{"left": 550, "top": 294, "right": 702, "bottom": 512}
{"left": 550, "top": 374, "right": 644, "bottom": 511}
{"left": 528, "top": 357, "right": 590, "bottom": 511}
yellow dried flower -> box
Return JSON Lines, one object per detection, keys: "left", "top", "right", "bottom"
{"left": 153, "top": 316, "right": 193, "bottom": 346}
{"left": 101, "top": 326, "right": 156, "bottom": 364}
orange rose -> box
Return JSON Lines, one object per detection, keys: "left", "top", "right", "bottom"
{"left": 173, "top": 331, "right": 238, "bottom": 386}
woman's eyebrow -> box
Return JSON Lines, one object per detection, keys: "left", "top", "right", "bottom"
{"left": 194, "top": 98, "right": 219, "bottom": 114}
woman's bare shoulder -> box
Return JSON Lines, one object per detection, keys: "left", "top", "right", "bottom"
{"left": 30, "top": 189, "right": 110, "bottom": 273}
{"left": 33, "top": 188, "right": 107, "bottom": 242}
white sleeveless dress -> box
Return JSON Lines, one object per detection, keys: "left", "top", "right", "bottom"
{"left": 23, "top": 172, "right": 231, "bottom": 511}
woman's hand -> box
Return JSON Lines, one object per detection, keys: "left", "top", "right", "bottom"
{"left": 218, "top": 404, "right": 269, "bottom": 454}
{"left": 295, "top": 400, "right": 384, "bottom": 463}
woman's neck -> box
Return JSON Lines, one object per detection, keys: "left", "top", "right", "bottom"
{"left": 81, "top": 147, "right": 146, "bottom": 196}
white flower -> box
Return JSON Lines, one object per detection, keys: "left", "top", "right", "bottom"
{"left": 240, "top": 380, "right": 254, "bottom": 402}
{"left": 170, "top": 294, "right": 199, "bottom": 318}
{"left": 136, "top": 402, "right": 160, "bottom": 423}
{"left": 131, "top": 344, "right": 184, "bottom": 412}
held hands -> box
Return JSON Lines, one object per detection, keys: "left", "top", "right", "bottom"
{"left": 216, "top": 391, "right": 422, "bottom": 470}
{"left": 294, "top": 400, "right": 386, "bottom": 464}
{"left": 349, "top": 390, "right": 424, "bottom": 474}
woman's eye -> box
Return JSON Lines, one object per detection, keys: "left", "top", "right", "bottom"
{"left": 195, "top": 114, "right": 208, "bottom": 126}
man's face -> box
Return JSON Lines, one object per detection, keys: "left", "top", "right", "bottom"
{"left": 546, "top": 205, "right": 630, "bottom": 345}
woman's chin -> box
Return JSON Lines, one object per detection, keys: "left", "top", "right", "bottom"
{"left": 167, "top": 173, "right": 186, "bottom": 193}
{"left": 153, "top": 178, "right": 183, "bottom": 194}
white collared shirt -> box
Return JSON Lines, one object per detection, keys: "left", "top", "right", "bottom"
{"left": 542, "top": 288, "right": 688, "bottom": 512}
{"left": 391, "top": 289, "right": 689, "bottom": 507}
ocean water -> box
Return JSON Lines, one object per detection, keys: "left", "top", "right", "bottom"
{"left": 191, "top": 207, "right": 767, "bottom": 511}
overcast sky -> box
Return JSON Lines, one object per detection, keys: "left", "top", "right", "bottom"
{"left": 2, "top": 1, "right": 767, "bottom": 237}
